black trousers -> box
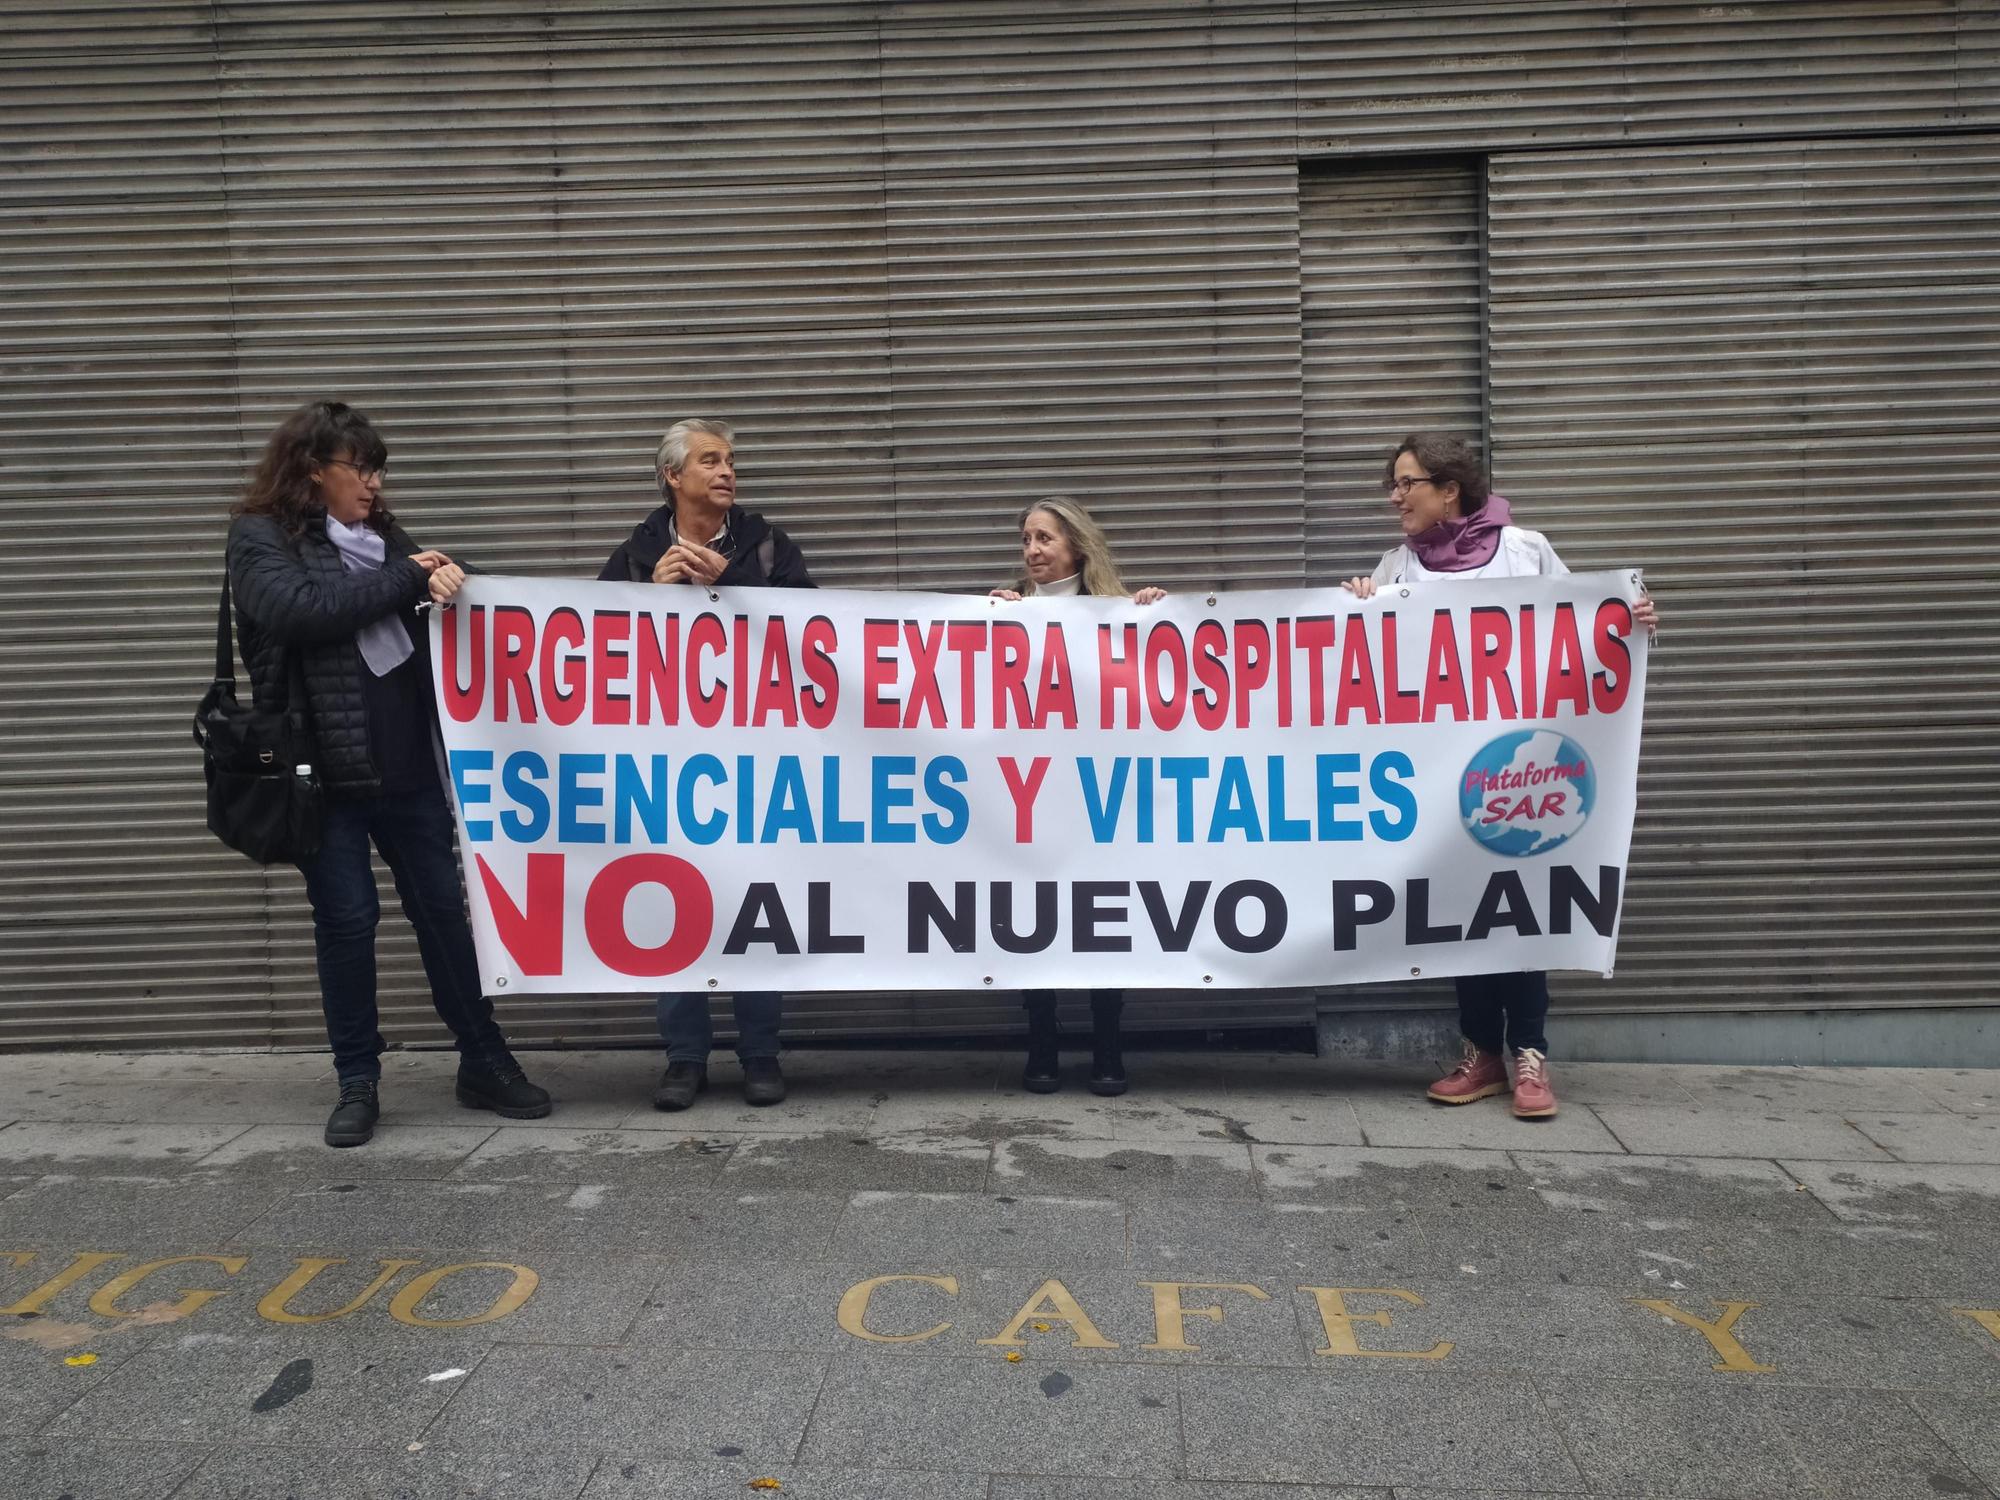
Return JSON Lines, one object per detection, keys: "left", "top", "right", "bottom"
{"left": 1454, "top": 971, "right": 1549, "bottom": 1055}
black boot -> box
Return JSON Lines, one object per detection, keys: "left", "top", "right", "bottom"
{"left": 1022, "top": 994, "right": 1060, "bottom": 1093}
{"left": 324, "top": 1078, "right": 379, "bottom": 1148}
{"left": 1088, "top": 992, "right": 1127, "bottom": 1097}
{"left": 456, "top": 1054, "right": 553, "bottom": 1119}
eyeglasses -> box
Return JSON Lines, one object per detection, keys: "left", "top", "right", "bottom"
{"left": 1384, "top": 473, "right": 1441, "bottom": 495}
{"left": 325, "top": 458, "right": 385, "bottom": 482}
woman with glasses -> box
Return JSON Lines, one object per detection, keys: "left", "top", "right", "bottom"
{"left": 226, "top": 401, "right": 551, "bottom": 1146}
{"left": 1343, "top": 432, "right": 1657, "bottom": 1120}
{"left": 991, "top": 495, "right": 1165, "bottom": 1096}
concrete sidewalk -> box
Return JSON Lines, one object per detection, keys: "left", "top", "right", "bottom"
{"left": 1, "top": 1046, "right": 1997, "bottom": 1499}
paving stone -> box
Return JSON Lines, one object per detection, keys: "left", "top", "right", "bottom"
{"left": 1587, "top": 1104, "right": 1892, "bottom": 1161}
{"left": 1906, "top": 1392, "right": 2000, "bottom": 1494}
{"left": 1253, "top": 1145, "right": 1541, "bottom": 1214}
{"left": 538, "top": 1186, "right": 849, "bottom": 1260}
{"left": 719, "top": 1130, "right": 992, "bottom": 1193}
{"left": 584, "top": 1457, "right": 990, "bottom": 1498}
{"left": 1770, "top": 1384, "right": 1995, "bottom": 1499}
{"left": 1698, "top": 1220, "right": 2000, "bottom": 1302}
{"left": 0, "top": 1123, "right": 252, "bottom": 1175}
{"left": 194, "top": 1123, "right": 497, "bottom": 1179}
{"left": 1514, "top": 1151, "right": 1836, "bottom": 1226}
{"left": 430, "top": 1345, "right": 825, "bottom": 1464}
{"left": 447, "top": 1126, "right": 733, "bottom": 1184}
{"left": 827, "top": 1191, "right": 1129, "bottom": 1267}
{"left": 1666, "top": 1064, "right": 1949, "bottom": 1115}
{"left": 867, "top": 1088, "right": 1129, "bottom": 1143}
{"left": 1122, "top": 1090, "right": 1364, "bottom": 1147}
{"left": 1542, "top": 1376, "right": 1992, "bottom": 1499}
{"left": 1181, "top": 1363, "right": 1586, "bottom": 1490}
{"left": 1782, "top": 1160, "right": 2000, "bottom": 1228}
{"left": 1903, "top": 1068, "right": 2000, "bottom": 1115}
{"left": 1527, "top": 1061, "right": 1701, "bottom": 1107}
{"left": 1351, "top": 1093, "right": 1626, "bottom": 1153}
{"left": 1849, "top": 1111, "right": 2000, "bottom": 1165}
{"left": 0, "top": 1175, "right": 295, "bottom": 1251}
{"left": 1126, "top": 1197, "right": 1431, "bottom": 1281}
{"left": 1227, "top": 1056, "right": 1437, "bottom": 1096}
{"left": 633, "top": 1260, "right": 896, "bottom": 1354}
{"left": 798, "top": 1349, "right": 1179, "bottom": 1477}
{"left": 0, "top": 1052, "right": 328, "bottom": 1087}
{"left": 991, "top": 1137, "right": 1259, "bottom": 1200}
{"left": 991, "top": 1481, "right": 1386, "bottom": 1499}
{"left": 0, "top": 1436, "right": 211, "bottom": 1499}
{"left": 1538, "top": 1376, "right": 1811, "bottom": 1496}
{"left": 44, "top": 1331, "right": 489, "bottom": 1446}
{"left": 0, "top": 1081, "right": 332, "bottom": 1126}
{"left": 227, "top": 1180, "right": 578, "bottom": 1254}
{"left": 0, "top": 1337, "right": 133, "bottom": 1437}
{"left": 176, "top": 1443, "right": 598, "bottom": 1500}
{"left": 1399, "top": 1207, "right": 1748, "bottom": 1296}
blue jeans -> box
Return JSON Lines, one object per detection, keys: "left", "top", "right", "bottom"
{"left": 657, "top": 992, "right": 781, "bottom": 1065}
{"left": 1455, "top": 971, "right": 1550, "bottom": 1056}
{"left": 297, "top": 783, "right": 511, "bottom": 1083}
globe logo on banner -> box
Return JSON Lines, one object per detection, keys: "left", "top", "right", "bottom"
{"left": 1458, "top": 729, "right": 1597, "bottom": 858}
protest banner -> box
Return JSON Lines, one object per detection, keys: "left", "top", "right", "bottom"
{"left": 430, "top": 573, "right": 1648, "bottom": 995}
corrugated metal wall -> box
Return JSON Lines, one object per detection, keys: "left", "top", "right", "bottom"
{"left": 1, "top": 1, "right": 1994, "bottom": 1050}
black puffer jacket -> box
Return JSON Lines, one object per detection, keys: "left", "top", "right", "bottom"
{"left": 225, "top": 511, "right": 432, "bottom": 794}
{"left": 598, "top": 503, "right": 814, "bottom": 588}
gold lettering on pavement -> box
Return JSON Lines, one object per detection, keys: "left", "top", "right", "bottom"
{"left": 1300, "top": 1286, "right": 1453, "bottom": 1360}
{"left": 1138, "top": 1281, "right": 1270, "bottom": 1352}
{"left": 88, "top": 1256, "right": 248, "bottom": 1321}
{"left": 977, "top": 1279, "right": 1118, "bottom": 1349}
{"left": 837, "top": 1274, "right": 959, "bottom": 1344}
{"left": 1950, "top": 1308, "right": 2000, "bottom": 1343}
{"left": 258, "top": 1258, "right": 422, "bottom": 1325}
{"left": 387, "top": 1262, "right": 539, "bottom": 1328}
{"left": 0, "top": 1253, "right": 123, "bottom": 1317}
{"left": 1633, "top": 1298, "right": 1775, "bottom": 1373}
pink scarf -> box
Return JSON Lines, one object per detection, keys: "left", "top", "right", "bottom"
{"left": 1408, "top": 493, "right": 1513, "bottom": 572}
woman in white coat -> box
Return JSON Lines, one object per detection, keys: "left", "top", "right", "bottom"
{"left": 1344, "top": 432, "right": 1656, "bottom": 1120}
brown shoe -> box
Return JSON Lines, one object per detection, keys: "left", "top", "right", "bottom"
{"left": 1511, "top": 1048, "right": 1558, "bottom": 1118}
{"left": 1427, "top": 1042, "right": 1509, "bottom": 1105}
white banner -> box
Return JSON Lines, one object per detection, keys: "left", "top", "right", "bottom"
{"left": 431, "top": 573, "right": 1648, "bottom": 996}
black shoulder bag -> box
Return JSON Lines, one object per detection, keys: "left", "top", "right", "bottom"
{"left": 193, "top": 577, "right": 325, "bottom": 865}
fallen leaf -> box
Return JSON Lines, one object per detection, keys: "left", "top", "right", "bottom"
{"left": 1032, "top": 1322, "right": 1051, "bottom": 1332}
{"left": 63, "top": 1353, "right": 98, "bottom": 1367}
{"left": 748, "top": 1480, "right": 782, "bottom": 1491}
{"left": 1004, "top": 1350, "right": 1023, "bottom": 1363}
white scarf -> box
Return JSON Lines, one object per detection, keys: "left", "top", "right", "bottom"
{"left": 324, "top": 516, "right": 414, "bottom": 677}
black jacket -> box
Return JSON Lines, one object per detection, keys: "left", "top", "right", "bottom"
{"left": 225, "top": 511, "right": 432, "bottom": 794}
{"left": 597, "top": 503, "right": 814, "bottom": 589}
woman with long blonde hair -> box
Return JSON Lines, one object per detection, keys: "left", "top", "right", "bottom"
{"left": 991, "top": 495, "right": 1163, "bottom": 1094}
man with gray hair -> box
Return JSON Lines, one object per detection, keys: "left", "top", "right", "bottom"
{"left": 599, "top": 419, "right": 815, "bottom": 1109}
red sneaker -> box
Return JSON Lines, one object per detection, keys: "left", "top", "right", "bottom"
{"left": 1511, "top": 1048, "right": 1558, "bottom": 1118}
{"left": 1427, "top": 1043, "right": 1509, "bottom": 1105}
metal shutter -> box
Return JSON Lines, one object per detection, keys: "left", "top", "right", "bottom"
{"left": 1299, "top": 1, "right": 1963, "bottom": 157}
{"left": 1299, "top": 161, "right": 1485, "bottom": 580}
{"left": 0, "top": 3, "right": 1313, "bottom": 1051}
{"left": 1485, "top": 132, "right": 2000, "bottom": 1014}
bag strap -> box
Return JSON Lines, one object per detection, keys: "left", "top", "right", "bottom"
{"left": 213, "top": 576, "right": 237, "bottom": 688}
{"left": 212, "top": 566, "right": 311, "bottom": 728}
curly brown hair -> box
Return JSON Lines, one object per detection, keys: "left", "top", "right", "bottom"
{"left": 234, "top": 400, "right": 395, "bottom": 535}
{"left": 1384, "top": 431, "right": 1492, "bottom": 513}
